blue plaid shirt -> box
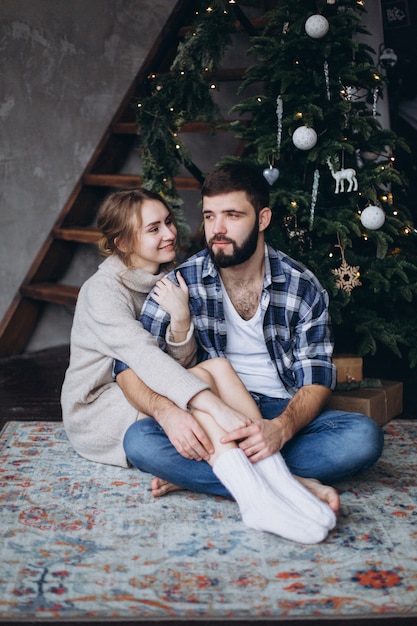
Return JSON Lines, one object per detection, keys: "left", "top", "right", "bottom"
{"left": 138, "top": 244, "right": 336, "bottom": 395}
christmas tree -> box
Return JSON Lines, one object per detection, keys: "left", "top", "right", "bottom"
{"left": 135, "top": 0, "right": 417, "bottom": 366}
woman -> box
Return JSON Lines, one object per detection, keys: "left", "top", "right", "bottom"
{"left": 61, "top": 188, "right": 335, "bottom": 543}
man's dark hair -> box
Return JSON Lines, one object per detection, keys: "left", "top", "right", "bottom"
{"left": 201, "top": 162, "right": 270, "bottom": 216}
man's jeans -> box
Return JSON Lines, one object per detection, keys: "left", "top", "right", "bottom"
{"left": 123, "top": 395, "right": 384, "bottom": 498}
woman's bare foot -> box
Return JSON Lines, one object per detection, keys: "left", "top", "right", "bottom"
{"left": 151, "top": 476, "right": 183, "bottom": 498}
{"left": 295, "top": 476, "right": 340, "bottom": 514}
{"left": 151, "top": 475, "right": 340, "bottom": 515}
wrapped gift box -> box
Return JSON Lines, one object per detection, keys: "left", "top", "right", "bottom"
{"left": 328, "top": 380, "right": 403, "bottom": 426}
{"left": 332, "top": 353, "right": 363, "bottom": 383}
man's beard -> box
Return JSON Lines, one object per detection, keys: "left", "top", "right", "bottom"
{"left": 208, "top": 219, "right": 259, "bottom": 268}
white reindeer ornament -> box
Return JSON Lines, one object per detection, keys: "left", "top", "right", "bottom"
{"left": 327, "top": 158, "right": 358, "bottom": 194}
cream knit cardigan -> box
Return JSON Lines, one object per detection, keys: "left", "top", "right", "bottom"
{"left": 61, "top": 255, "right": 208, "bottom": 467}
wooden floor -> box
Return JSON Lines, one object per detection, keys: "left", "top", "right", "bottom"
{"left": 0, "top": 344, "right": 69, "bottom": 430}
{"left": 0, "top": 345, "right": 415, "bottom": 626}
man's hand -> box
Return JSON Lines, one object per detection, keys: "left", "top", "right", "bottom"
{"left": 220, "top": 418, "right": 290, "bottom": 462}
{"left": 220, "top": 384, "right": 332, "bottom": 462}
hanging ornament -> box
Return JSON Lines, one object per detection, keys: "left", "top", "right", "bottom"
{"left": 285, "top": 216, "right": 307, "bottom": 244}
{"left": 276, "top": 95, "right": 283, "bottom": 157}
{"left": 305, "top": 14, "right": 329, "bottom": 39}
{"left": 263, "top": 165, "right": 280, "bottom": 185}
{"left": 372, "top": 87, "right": 379, "bottom": 117}
{"left": 310, "top": 168, "right": 320, "bottom": 228}
{"left": 332, "top": 259, "right": 362, "bottom": 293}
{"left": 292, "top": 125, "right": 318, "bottom": 150}
{"left": 326, "top": 158, "right": 358, "bottom": 194}
{"left": 360, "top": 205, "right": 386, "bottom": 230}
{"left": 324, "top": 60, "right": 331, "bottom": 101}
{"left": 332, "top": 240, "right": 361, "bottom": 294}
{"left": 360, "top": 149, "right": 379, "bottom": 162}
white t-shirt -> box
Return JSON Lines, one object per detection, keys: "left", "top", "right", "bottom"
{"left": 221, "top": 282, "right": 290, "bottom": 399}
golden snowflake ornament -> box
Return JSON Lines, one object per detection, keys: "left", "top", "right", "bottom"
{"left": 332, "top": 259, "right": 361, "bottom": 293}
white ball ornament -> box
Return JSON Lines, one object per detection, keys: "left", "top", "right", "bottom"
{"left": 305, "top": 14, "right": 329, "bottom": 39}
{"left": 292, "top": 125, "right": 318, "bottom": 150}
{"left": 360, "top": 205, "right": 386, "bottom": 230}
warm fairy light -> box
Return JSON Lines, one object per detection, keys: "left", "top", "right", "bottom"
{"left": 393, "top": 210, "right": 398, "bottom": 215}
{"left": 404, "top": 227, "right": 410, "bottom": 235}
{"left": 149, "top": 73, "right": 156, "bottom": 79}
{"left": 295, "top": 111, "right": 303, "bottom": 119}
{"left": 169, "top": 107, "right": 174, "bottom": 112}
{"left": 290, "top": 201, "right": 298, "bottom": 208}
{"left": 257, "top": 97, "right": 262, "bottom": 102}
{"left": 180, "top": 71, "right": 185, "bottom": 75}
{"left": 363, "top": 234, "right": 368, "bottom": 241}
{"left": 175, "top": 144, "right": 181, "bottom": 149}
{"left": 210, "top": 83, "right": 216, "bottom": 89}
{"left": 373, "top": 73, "right": 381, "bottom": 81}
{"left": 206, "top": 6, "right": 213, "bottom": 12}
{"left": 137, "top": 103, "right": 142, "bottom": 108}
{"left": 381, "top": 195, "right": 388, "bottom": 202}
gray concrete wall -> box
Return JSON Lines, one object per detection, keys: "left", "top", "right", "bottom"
{"left": 0, "top": 0, "right": 175, "bottom": 351}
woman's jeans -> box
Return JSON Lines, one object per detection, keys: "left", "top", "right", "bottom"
{"left": 123, "top": 395, "right": 384, "bottom": 498}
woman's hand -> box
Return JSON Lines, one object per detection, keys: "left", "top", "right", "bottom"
{"left": 152, "top": 271, "right": 190, "bottom": 332}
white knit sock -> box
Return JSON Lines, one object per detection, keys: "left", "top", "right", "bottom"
{"left": 254, "top": 453, "right": 336, "bottom": 530}
{"left": 213, "top": 448, "right": 329, "bottom": 544}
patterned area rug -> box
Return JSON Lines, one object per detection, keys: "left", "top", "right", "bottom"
{"left": 1, "top": 419, "right": 417, "bottom": 621}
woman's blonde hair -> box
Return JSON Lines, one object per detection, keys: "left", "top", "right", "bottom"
{"left": 97, "top": 188, "right": 173, "bottom": 266}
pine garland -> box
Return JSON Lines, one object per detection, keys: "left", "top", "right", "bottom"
{"left": 135, "top": 0, "right": 236, "bottom": 247}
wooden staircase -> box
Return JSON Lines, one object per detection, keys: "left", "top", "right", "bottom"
{"left": 0, "top": 0, "right": 271, "bottom": 356}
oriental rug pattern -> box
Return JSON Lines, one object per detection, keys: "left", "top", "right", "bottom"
{"left": 0, "top": 419, "right": 416, "bottom": 621}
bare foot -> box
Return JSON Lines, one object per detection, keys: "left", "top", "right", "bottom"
{"left": 151, "top": 476, "right": 183, "bottom": 498}
{"left": 295, "top": 476, "right": 340, "bottom": 514}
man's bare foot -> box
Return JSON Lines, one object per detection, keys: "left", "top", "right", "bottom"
{"left": 295, "top": 476, "right": 340, "bottom": 514}
{"left": 151, "top": 476, "right": 183, "bottom": 498}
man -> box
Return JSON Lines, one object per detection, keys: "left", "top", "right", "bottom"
{"left": 119, "top": 162, "right": 384, "bottom": 509}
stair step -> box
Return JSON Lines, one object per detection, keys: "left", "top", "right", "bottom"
{"left": 53, "top": 226, "right": 100, "bottom": 244}
{"left": 21, "top": 283, "right": 79, "bottom": 306}
{"left": 83, "top": 173, "right": 201, "bottom": 190}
